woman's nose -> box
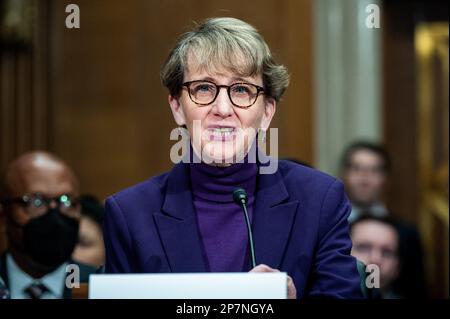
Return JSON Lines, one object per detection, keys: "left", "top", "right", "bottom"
{"left": 211, "top": 88, "right": 234, "bottom": 117}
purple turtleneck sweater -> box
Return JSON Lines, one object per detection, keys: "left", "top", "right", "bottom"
{"left": 189, "top": 161, "right": 257, "bottom": 272}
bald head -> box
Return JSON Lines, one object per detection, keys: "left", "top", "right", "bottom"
{"left": 0, "top": 151, "right": 81, "bottom": 277}
{"left": 1, "top": 151, "right": 79, "bottom": 199}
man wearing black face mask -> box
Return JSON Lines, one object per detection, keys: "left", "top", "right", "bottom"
{"left": 0, "top": 151, "right": 96, "bottom": 299}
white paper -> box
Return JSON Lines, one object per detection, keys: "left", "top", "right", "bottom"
{"left": 89, "top": 272, "right": 287, "bottom": 299}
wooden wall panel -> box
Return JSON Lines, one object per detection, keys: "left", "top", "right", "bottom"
{"left": 0, "top": 0, "right": 50, "bottom": 254}
{"left": 382, "top": 2, "right": 419, "bottom": 224}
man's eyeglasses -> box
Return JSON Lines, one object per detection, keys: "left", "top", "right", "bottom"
{"left": 182, "top": 80, "right": 265, "bottom": 108}
{"left": 1, "top": 193, "right": 79, "bottom": 216}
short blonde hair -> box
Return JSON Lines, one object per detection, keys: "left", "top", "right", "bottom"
{"left": 161, "top": 17, "right": 289, "bottom": 102}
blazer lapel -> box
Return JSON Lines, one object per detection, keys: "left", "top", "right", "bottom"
{"left": 153, "top": 162, "right": 206, "bottom": 273}
{"left": 252, "top": 167, "right": 299, "bottom": 269}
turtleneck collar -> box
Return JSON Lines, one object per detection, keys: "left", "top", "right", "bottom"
{"left": 189, "top": 160, "right": 258, "bottom": 203}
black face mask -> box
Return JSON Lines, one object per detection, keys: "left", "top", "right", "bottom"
{"left": 22, "top": 208, "right": 79, "bottom": 269}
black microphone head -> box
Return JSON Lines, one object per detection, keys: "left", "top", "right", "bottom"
{"left": 233, "top": 188, "right": 248, "bottom": 205}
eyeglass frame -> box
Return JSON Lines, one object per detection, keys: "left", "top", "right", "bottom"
{"left": 0, "top": 193, "right": 80, "bottom": 215}
{"left": 182, "top": 80, "right": 266, "bottom": 108}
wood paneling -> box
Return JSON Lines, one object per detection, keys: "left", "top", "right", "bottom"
{"left": 0, "top": 0, "right": 50, "bottom": 254}
{"left": 382, "top": 1, "right": 419, "bottom": 225}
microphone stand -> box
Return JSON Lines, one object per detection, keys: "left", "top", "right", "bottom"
{"left": 233, "top": 188, "right": 256, "bottom": 269}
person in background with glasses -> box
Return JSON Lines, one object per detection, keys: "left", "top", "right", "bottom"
{"left": 0, "top": 151, "right": 95, "bottom": 299}
{"left": 103, "top": 17, "right": 363, "bottom": 299}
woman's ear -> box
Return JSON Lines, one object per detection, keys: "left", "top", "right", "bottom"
{"left": 168, "top": 95, "right": 186, "bottom": 126}
{"left": 260, "top": 97, "right": 276, "bottom": 130}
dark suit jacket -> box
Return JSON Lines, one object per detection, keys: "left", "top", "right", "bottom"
{"left": 104, "top": 160, "right": 363, "bottom": 299}
{"left": 391, "top": 219, "right": 426, "bottom": 298}
{"left": 0, "top": 253, "right": 96, "bottom": 299}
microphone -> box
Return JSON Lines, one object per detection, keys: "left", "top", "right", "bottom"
{"left": 233, "top": 188, "right": 256, "bottom": 269}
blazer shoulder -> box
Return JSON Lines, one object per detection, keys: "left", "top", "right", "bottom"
{"left": 107, "top": 171, "right": 170, "bottom": 206}
{"left": 275, "top": 160, "right": 347, "bottom": 205}
{"left": 278, "top": 159, "right": 339, "bottom": 188}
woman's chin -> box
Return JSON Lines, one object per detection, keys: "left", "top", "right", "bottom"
{"left": 201, "top": 142, "right": 246, "bottom": 165}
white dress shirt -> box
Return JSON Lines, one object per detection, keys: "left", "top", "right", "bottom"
{"left": 6, "top": 254, "right": 68, "bottom": 299}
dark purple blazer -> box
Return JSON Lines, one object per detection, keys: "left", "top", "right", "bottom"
{"left": 104, "top": 160, "right": 363, "bottom": 299}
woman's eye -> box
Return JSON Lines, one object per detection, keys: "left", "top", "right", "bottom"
{"left": 232, "top": 85, "right": 250, "bottom": 94}
{"left": 194, "top": 84, "right": 213, "bottom": 92}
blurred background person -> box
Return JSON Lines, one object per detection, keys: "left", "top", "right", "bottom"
{"left": 341, "top": 141, "right": 427, "bottom": 298}
{"left": 341, "top": 141, "right": 390, "bottom": 223}
{"left": 72, "top": 195, "right": 105, "bottom": 268}
{"left": 351, "top": 215, "right": 401, "bottom": 299}
{"left": 0, "top": 151, "right": 95, "bottom": 299}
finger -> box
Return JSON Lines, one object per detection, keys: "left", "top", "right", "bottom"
{"left": 287, "top": 276, "right": 297, "bottom": 299}
{"left": 249, "top": 264, "right": 278, "bottom": 273}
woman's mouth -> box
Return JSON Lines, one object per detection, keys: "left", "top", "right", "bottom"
{"left": 205, "top": 127, "right": 236, "bottom": 141}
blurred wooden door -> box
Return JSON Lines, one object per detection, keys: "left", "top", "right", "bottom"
{"left": 415, "top": 22, "right": 449, "bottom": 298}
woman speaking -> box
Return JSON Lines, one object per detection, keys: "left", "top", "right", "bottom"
{"left": 103, "top": 17, "right": 362, "bottom": 299}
